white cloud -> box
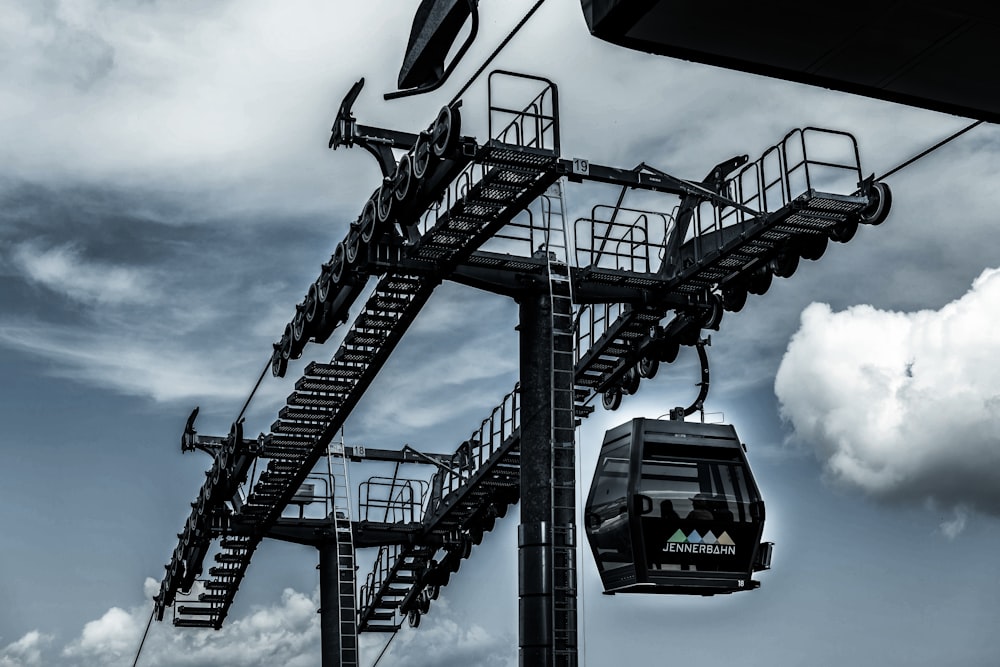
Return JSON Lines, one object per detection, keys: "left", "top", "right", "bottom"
{"left": 366, "top": 597, "right": 515, "bottom": 667}
{"left": 0, "top": 631, "right": 51, "bottom": 667}
{"left": 18, "top": 578, "right": 510, "bottom": 667}
{"left": 58, "top": 583, "right": 321, "bottom": 667}
{"left": 12, "top": 243, "right": 151, "bottom": 305}
{"left": 775, "top": 267, "right": 1000, "bottom": 533}
{"left": 0, "top": 0, "right": 415, "bottom": 214}
{"left": 63, "top": 607, "right": 142, "bottom": 663}
{"left": 940, "top": 504, "right": 970, "bottom": 541}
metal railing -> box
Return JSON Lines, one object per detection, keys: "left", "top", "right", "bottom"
{"left": 488, "top": 70, "right": 560, "bottom": 153}
{"left": 359, "top": 476, "right": 428, "bottom": 524}
{"left": 425, "top": 385, "right": 521, "bottom": 516}
{"left": 574, "top": 204, "right": 674, "bottom": 273}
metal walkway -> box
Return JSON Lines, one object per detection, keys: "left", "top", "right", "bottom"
{"left": 161, "top": 142, "right": 560, "bottom": 630}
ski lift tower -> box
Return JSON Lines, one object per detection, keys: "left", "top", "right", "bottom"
{"left": 152, "top": 66, "right": 892, "bottom": 667}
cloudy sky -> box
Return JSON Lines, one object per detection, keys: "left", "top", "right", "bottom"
{"left": 2, "top": 1, "right": 1000, "bottom": 665}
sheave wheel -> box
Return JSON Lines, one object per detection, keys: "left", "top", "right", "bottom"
{"left": 723, "top": 285, "right": 747, "bottom": 312}
{"left": 702, "top": 294, "right": 724, "bottom": 329}
{"left": 431, "top": 105, "right": 460, "bottom": 157}
{"left": 860, "top": 181, "right": 892, "bottom": 226}
{"left": 304, "top": 283, "right": 320, "bottom": 323}
{"left": 747, "top": 266, "right": 773, "bottom": 295}
{"left": 377, "top": 179, "right": 394, "bottom": 223}
{"left": 330, "top": 242, "right": 346, "bottom": 284}
{"left": 407, "top": 610, "right": 421, "bottom": 628}
{"left": 621, "top": 366, "right": 641, "bottom": 395}
{"left": 798, "top": 233, "right": 828, "bottom": 261}
{"left": 638, "top": 356, "right": 659, "bottom": 379}
{"left": 831, "top": 219, "right": 858, "bottom": 243}
{"left": 770, "top": 249, "right": 799, "bottom": 279}
{"left": 602, "top": 386, "right": 622, "bottom": 411}
{"left": 345, "top": 228, "right": 361, "bottom": 265}
{"left": 393, "top": 153, "right": 414, "bottom": 202}
{"left": 280, "top": 323, "right": 293, "bottom": 360}
{"left": 412, "top": 131, "right": 432, "bottom": 178}
{"left": 418, "top": 589, "right": 431, "bottom": 614}
{"left": 271, "top": 346, "right": 287, "bottom": 377}
{"left": 360, "top": 197, "right": 378, "bottom": 243}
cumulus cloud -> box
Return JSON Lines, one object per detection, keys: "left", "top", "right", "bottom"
{"left": 63, "top": 607, "right": 142, "bottom": 662}
{"left": 57, "top": 581, "right": 321, "bottom": 667}
{"left": 0, "top": 631, "right": 52, "bottom": 667}
{"left": 366, "top": 597, "right": 515, "bottom": 667}
{"left": 775, "top": 267, "right": 1000, "bottom": 534}
{"left": 11, "top": 578, "right": 510, "bottom": 667}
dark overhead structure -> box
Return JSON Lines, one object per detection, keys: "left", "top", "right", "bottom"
{"left": 583, "top": 0, "right": 1000, "bottom": 122}
{"left": 390, "top": 0, "right": 479, "bottom": 99}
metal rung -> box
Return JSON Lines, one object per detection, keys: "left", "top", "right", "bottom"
{"left": 208, "top": 567, "right": 239, "bottom": 578}
{"left": 304, "top": 362, "right": 364, "bottom": 379}
{"left": 363, "top": 625, "right": 399, "bottom": 633}
{"left": 381, "top": 276, "right": 422, "bottom": 292}
{"left": 343, "top": 330, "right": 385, "bottom": 347}
{"left": 372, "top": 294, "right": 411, "bottom": 311}
{"left": 285, "top": 393, "right": 343, "bottom": 409}
{"left": 295, "top": 378, "right": 355, "bottom": 393}
{"left": 270, "top": 420, "right": 324, "bottom": 436}
{"left": 278, "top": 407, "right": 333, "bottom": 422}
{"left": 204, "top": 580, "right": 233, "bottom": 590}
{"left": 332, "top": 351, "right": 371, "bottom": 365}
{"left": 177, "top": 606, "right": 218, "bottom": 616}
{"left": 215, "top": 553, "right": 245, "bottom": 564}
{"left": 354, "top": 313, "right": 397, "bottom": 330}
{"left": 220, "top": 538, "right": 250, "bottom": 550}
{"left": 173, "top": 618, "right": 215, "bottom": 628}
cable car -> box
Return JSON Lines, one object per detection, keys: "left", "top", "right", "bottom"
{"left": 585, "top": 418, "right": 772, "bottom": 595}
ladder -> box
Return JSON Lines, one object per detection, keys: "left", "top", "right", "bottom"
{"left": 329, "top": 441, "right": 359, "bottom": 667}
{"left": 544, "top": 180, "right": 579, "bottom": 665}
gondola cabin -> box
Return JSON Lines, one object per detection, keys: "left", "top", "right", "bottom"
{"left": 585, "top": 418, "right": 772, "bottom": 595}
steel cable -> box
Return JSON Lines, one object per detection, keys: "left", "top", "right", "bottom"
{"left": 449, "top": 0, "right": 549, "bottom": 106}
{"left": 131, "top": 608, "right": 155, "bottom": 667}
{"left": 877, "top": 120, "right": 983, "bottom": 181}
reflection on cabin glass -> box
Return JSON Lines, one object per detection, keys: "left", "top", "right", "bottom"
{"left": 585, "top": 418, "right": 772, "bottom": 596}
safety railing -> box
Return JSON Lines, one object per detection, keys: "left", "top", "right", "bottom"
{"left": 719, "top": 127, "right": 863, "bottom": 229}
{"left": 574, "top": 204, "right": 674, "bottom": 273}
{"left": 359, "top": 476, "right": 428, "bottom": 524}
{"left": 575, "top": 301, "right": 626, "bottom": 365}
{"left": 488, "top": 70, "right": 560, "bottom": 153}
{"left": 689, "top": 127, "right": 863, "bottom": 269}
{"left": 283, "top": 474, "right": 333, "bottom": 519}
{"left": 424, "top": 385, "right": 521, "bottom": 517}
{"left": 359, "top": 542, "right": 402, "bottom": 624}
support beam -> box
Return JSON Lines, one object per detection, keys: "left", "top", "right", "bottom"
{"left": 319, "top": 540, "right": 345, "bottom": 667}
{"left": 518, "top": 289, "right": 578, "bottom": 666}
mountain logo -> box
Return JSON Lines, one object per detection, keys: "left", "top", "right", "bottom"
{"left": 663, "top": 529, "right": 736, "bottom": 556}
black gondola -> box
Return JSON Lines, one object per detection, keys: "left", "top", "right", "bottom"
{"left": 585, "top": 418, "right": 772, "bottom": 596}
